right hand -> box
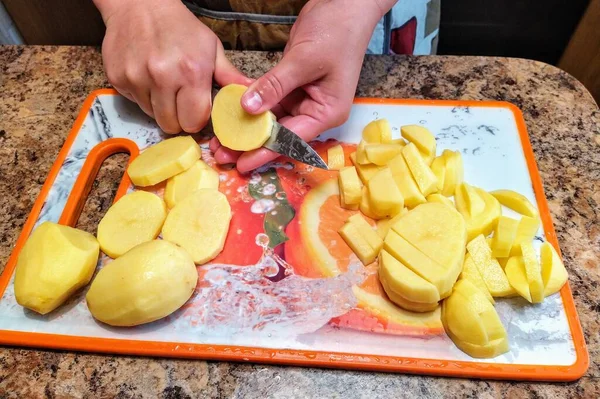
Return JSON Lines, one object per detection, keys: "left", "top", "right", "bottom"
{"left": 95, "top": 0, "right": 252, "bottom": 133}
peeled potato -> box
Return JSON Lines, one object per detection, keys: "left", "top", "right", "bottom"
{"left": 86, "top": 240, "right": 197, "bottom": 326}
{"left": 128, "top": 136, "right": 202, "bottom": 186}
{"left": 212, "top": 84, "right": 275, "bottom": 151}
{"left": 162, "top": 189, "right": 232, "bottom": 264}
{"left": 97, "top": 191, "right": 167, "bottom": 258}
{"left": 15, "top": 222, "right": 99, "bottom": 314}
{"left": 164, "top": 160, "right": 219, "bottom": 208}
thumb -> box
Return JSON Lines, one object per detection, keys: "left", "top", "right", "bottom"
{"left": 241, "top": 49, "right": 323, "bottom": 114}
{"left": 214, "top": 40, "right": 254, "bottom": 87}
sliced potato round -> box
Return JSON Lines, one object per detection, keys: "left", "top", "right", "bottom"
{"left": 97, "top": 191, "right": 167, "bottom": 258}
{"left": 127, "top": 136, "right": 201, "bottom": 186}
{"left": 86, "top": 240, "right": 197, "bottom": 327}
{"left": 164, "top": 160, "right": 219, "bottom": 208}
{"left": 162, "top": 189, "right": 232, "bottom": 264}
{"left": 211, "top": 84, "right": 275, "bottom": 151}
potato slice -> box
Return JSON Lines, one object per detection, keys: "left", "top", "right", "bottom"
{"left": 466, "top": 235, "right": 514, "bottom": 297}
{"left": 379, "top": 250, "right": 440, "bottom": 304}
{"left": 402, "top": 143, "right": 438, "bottom": 196}
{"left": 15, "top": 222, "right": 99, "bottom": 314}
{"left": 460, "top": 254, "right": 495, "bottom": 304}
{"left": 97, "top": 191, "right": 167, "bottom": 258}
{"left": 350, "top": 152, "right": 384, "bottom": 184}
{"left": 540, "top": 241, "right": 568, "bottom": 297}
{"left": 339, "top": 222, "right": 377, "bottom": 265}
{"left": 211, "top": 84, "right": 275, "bottom": 151}
{"left": 430, "top": 156, "right": 446, "bottom": 192}
{"left": 380, "top": 274, "right": 440, "bottom": 313}
{"left": 460, "top": 188, "right": 502, "bottom": 242}
{"left": 521, "top": 241, "right": 544, "bottom": 303}
{"left": 509, "top": 216, "right": 541, "bottom": 256}
{"left": 162, "top": 189, "right": 232, "bottom": 264}
{"left": 347, "top": 214, "right": 383, "bottom": 253}
{"left": 338, "top": 166, "right": 362, "bottom": 209}
{"left": 426, "top": 193, "right": 454, "bottom": 208}
{"left": 368, "top": 168, "right": 404, "bottom": 218}
{"left": 387, "top": 153, "right": 427, "bottom": 208}
{"left": 128, "top": 136, "right": 202, "bottom": 186}
{"left": 401, "top": 125, "right": 436, "bottom": 165}
{"left": 364, "top": 143, "right": 403, "bottom": 165}
{"left": 441, "top": 150, "right": 464, "bottom": 196}
{"left": 86, "top": 240, "right": 197, "bottom": 326}
{"left": 491, "top": 216, "right": 519, "bottom": 258}
{"left": 491, "top": 189, "right": 539, "bottom": 218}
{"left": 362, "top": 119, "right": 392, "bottom": 143}
{"left": 504, "top": 256, "right": 533, "bottom": 302}
{"left": 327, "top": 144, "right": 345, "bottom": 170}
{"left": 455, "top": 182, "right": 486, "bottom": 218}
{"left": 164, "top": 160, "right": 219, "bottom": 209}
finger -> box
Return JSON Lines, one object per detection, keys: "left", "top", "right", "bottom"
{"left": 209, "top": 136, "right": 221, "bottom": 152}
{"left": 214, "top": 146, "right": 242, "bottom": 164}
{"left": 240, "top": 49, "right": 324, "bottom": 114}
{"left": 150, "top": 88, "right": 181, "bottom": 134}
{"left": 176, "top": 86, "right": 212, "bottom": 133}
{"left": 115, "top": 88, "right": 135, "bottom": 103}
{"left": 130, "top": 88, "right": 154, "bottom": 118}
{"left": 236, "top": 115, "right": 326, "bottom": 173}
{"left": 214, "top": 40, "right": 254, "bottom": 87}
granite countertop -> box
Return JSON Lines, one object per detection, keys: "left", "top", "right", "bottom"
{"left": 0, "top": 46, "right": 599, "bottom": 398}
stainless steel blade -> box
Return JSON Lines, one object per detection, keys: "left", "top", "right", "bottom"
{"left": 263, "top": 121, "right": 328, "bottom": 170}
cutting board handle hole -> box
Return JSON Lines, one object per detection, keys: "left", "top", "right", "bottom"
{"left": 59, "top": 138, "right": 139, "bottom": 230}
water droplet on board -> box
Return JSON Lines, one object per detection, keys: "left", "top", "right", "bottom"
{"left": 275, "top": 192, "right": 286, "bottom": 200}
{"left": 251, "top": 199, "right": 275, "bottom": 214}
{"left": 262, "top": 183, "right": 276, "bottom": 196}
{"left": 255, "top": 233, "right": 270, "bottom": 248}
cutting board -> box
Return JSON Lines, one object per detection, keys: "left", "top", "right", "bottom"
{"left": 0, "top": 89, "right": 588, "bottom": 381}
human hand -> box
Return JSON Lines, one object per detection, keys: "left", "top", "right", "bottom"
{"left": 210, "top": 0, "right": 395, "bottom": 172}
{"left": 95, "top": 0, "right": 252, "bottom": 134}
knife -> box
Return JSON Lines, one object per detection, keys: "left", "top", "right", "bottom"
{"left": 263, "top": 121, "right": 329, "bottom": 170}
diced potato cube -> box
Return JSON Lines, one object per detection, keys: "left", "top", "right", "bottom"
{"left": 401, "top": 125, "right": 436, "bottom": 165}
{"left": 339, "top": 222, "right": 378, "bottom": 265}
{"left": 401, "top": 143, "right": 438, "bottom": 196}
{"left": 491, "top": 216, "right": 519, "bottom": 258}
{"left": 365, "top": 143, "right": 403, "bottom": 165}
{"left": 347, "top": 214, "right": 383, "bottom": 253}
{"left": 359, "top": 186, "right": 381, "bottom": 219}
{"left": 327, "top": 144, "right": 345, "bottom": 170}
{"left": 338, "top": 166, "right": 362, "bottom": 209}
{"left": 367, "top": 168, "right": 404, "bottom": 218}
{"left": 362, "top": 119, "right": 392, "bottom": 143}
{"left": 356, "top": 140, "right": 370, "bottom": 164}
{"left": 350, "top": 152, "right": 384, "bottom": 184}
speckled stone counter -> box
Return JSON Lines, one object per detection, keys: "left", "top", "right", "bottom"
{"left": 0, "top": 46, "right": 599, "bottom": 398}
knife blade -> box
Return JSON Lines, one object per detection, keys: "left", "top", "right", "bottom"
{"left": 263, "top": 121, "right": 328, "bottom": 170}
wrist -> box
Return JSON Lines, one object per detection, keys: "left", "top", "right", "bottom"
{"left": 93, "top": 0, "right": 179, "bottom": 23}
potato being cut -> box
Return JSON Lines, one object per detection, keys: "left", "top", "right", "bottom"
{"left": 338, "top": 166, "right": 362, "bottom": 209}
{"left": 401, "top": 125, "right": 436, "bottom": 165}
{"left": 164, "top": 160, "right": 219, "bottom": 209}
{"left": 327, "top": 144, "right": 345, "bottom": 170}
{"left": 466, "top": 235, "right": 514, "bottom": 297}
{"left": 97, "top": 191, "right": 167, "bottom": 258}
{"left": 491, "top": 216, "right": 519, "bottom": 258}
{"left": 402, "top": 143, "right": 438, "bottom": 196}
{"left": 211, "top": 84, "right": 275, "bottom": 151}
{"left": 86, "top": 240, "right": 197, "bottom": 326}
{"left": 540, "top": 241, "right": 568, "bottom": 297}
{"left": 367, "top": 168, "right": 404, "bottom": 218}
{"left": 365, "top": 143, "right": 403, "bottom": 165}
{"left": 128, "top": 136, "right": 202, "bottom": 186}
{"left": 162, "top": 189, "right": 232, "bottom": 264}
{"left": 387, "top": 153, "right": 427, "bottom": 208}
{"left": 362, "top": 119, "right": 392, "bottom": 143}
{"left": 15, "top": 222, "right": 100, "bottom": 315}
{"left": 491, "top": 189, "right": 539, "bottom": 219}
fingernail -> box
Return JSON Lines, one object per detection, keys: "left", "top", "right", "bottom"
{"left": 242, "top": 91, "right": 262, "bottom": 113}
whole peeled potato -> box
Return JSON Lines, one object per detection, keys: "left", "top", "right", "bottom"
{"left": 86, "top": 240, "right": 197, "bottom": 326}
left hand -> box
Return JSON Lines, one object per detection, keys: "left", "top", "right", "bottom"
{"left": 210, "top": 0, "right": 394, "bottom": 172}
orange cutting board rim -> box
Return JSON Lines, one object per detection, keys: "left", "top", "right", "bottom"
{"left": 0, "top": 89, "right": 588, "bottom": 381}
